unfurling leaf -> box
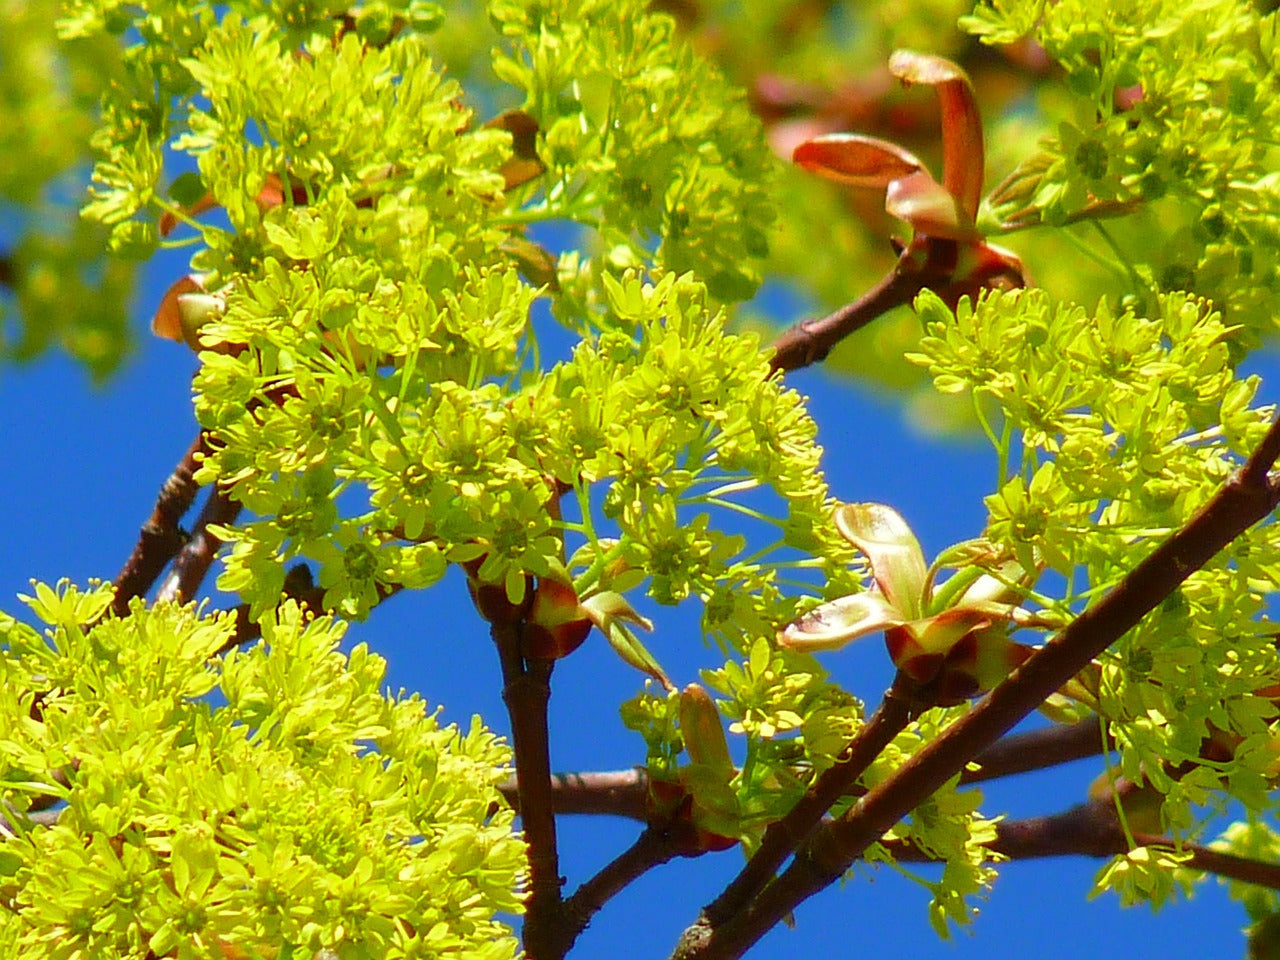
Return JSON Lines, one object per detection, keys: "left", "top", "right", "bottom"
{"left": 582, "top": 591, "right": 671, "bottom": 689}
{"left": 834, "top": 503, "right": 928, "bottom": 619}
{"left": 887, "top": 50, "right": 984, "bottom": 222}
{"left": 679, "top": 683, "right": 733, "bottom": 774}
{"left": 792, "top": 134, "right": 924, "bottom": 188}
{"left": 777, "top": 591, "right": 905, "bottom": 652}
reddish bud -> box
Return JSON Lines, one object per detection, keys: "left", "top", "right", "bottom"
{"left": 462, "top": 557, "right": 531, "bottom": 625}
{"left": 484, "top": 109, "right": 545, "bottom": 192}
{"left": 522, "top": 577, "right": 592, "bottom": 660}
{"left": 679, "top": 684, "right": 733, "bottom": 773}
{"left": 885, "top": 625, "right": 945, "bottom": 684}
{"left": 152, "top": 274, "right": 207, "bottom": 345}
{"left": 645, "top": 781, "right": 738, "bottom": 855}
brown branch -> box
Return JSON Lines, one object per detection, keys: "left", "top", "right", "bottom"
{"left": 768, "top": 266, "right": 925, "bottom": 375}
{"left": 960, "top": 718, "right": 1111, "bottom": 784}
{"left": 493, "top": 718, "right": 1109, "bottom": 826}
{"left": 112, "top": 432, "right": 208, "bottom": 616}
{"left": 888, "top": 799, "right": 1280, "bottom": 889}
{"left": 210, "top": 563, "right": 343, "bottom": 656}
{"left": 499, "top": 769, "right": 649, "bottom": 822}
{"left": 560, "top": 824, "right": 689, "bottom": 953}
{"left": 1137, "top": 835, "right": 1280, "bottom": 890}
{"left": 0, "top": 253, "right": 15, "bottom": 288}
{"left": 492, "top": 620, "right": 565, "bottom": 960}
{"left": 154, "top": 485, "right": 242, "bottom": 605}
{"left": 672, "top": 411, "right": 1280, "bottom": 960}
{"left": 704, "top": 674, "right": 916, "bottom": 926}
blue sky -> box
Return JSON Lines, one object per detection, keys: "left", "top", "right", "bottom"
{"left": 0, "top": 243, "right": 1267, "bottom": 959}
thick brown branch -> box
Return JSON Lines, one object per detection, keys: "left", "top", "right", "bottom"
{"left": 493, "top": 621, "right": 565, "bottom": 960}
{"left": 112, "top": 432, "right": 208, "bottom": 616}
{"left": 153, "top": 485, "right": 241, "bottom": 605}
{"left": 673, "top": 412, "right": 1280, "bottom": 960}
{"left": 704, "top": 675, "right": 915, "bottom": 926}
{"left": 960, "top": 718, "right": 1111, "bottom": 784}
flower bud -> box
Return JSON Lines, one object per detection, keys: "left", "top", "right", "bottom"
{"left": 679, "top": 684, "right": 733, "bottom": 773}
{"left": 461, "top": 557, "right": 531, "bottom": 625}
{"left": 521, "top": 577, "right": 592, "bottom": 660}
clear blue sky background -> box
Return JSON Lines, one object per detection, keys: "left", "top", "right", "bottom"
{"left": 0, "top": 232, "right": 1268, "bottom": 959}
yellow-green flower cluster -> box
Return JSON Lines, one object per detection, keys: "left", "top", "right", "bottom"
{"left": 66, "top": 0, "right": 830, "bottom": 631}
{"left": 966, "top": 0, "right": 1280, "bottom": 338}
{"left": 911, "top": 286, "right": 1280, "bottom": 875}
{"left": 0, "top": 583, "right": 524, "bottom": 959}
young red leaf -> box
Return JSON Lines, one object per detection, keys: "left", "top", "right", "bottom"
{"left": 792, "top": 134, "right": 924, "bottom": 189}
{"left": 885, "top": 169, "right": 976, "bottom": 240}
{"left": 888, "top": 50, "right": 985, "bottom": 223}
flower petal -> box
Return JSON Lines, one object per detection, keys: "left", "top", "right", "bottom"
{"left": 777, "top": 592, "right": 905, "bottom": 652}
{"left": 834, "top": 503, "right": 928, "bottom": 619}
{"left": 888, "top": 50, "right": 984, "bottom": 223}
{"left": 793, "top": 133, "right": 925, "bottom": 189}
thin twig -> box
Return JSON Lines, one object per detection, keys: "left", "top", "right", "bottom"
{"left": 112, "top": 432, "right": 208, "bottom": 616}
{"left": 672, "top": 411, "right": 1280, "bottom": 960}
{"left": 560, "top": 825, "right": 688, "bottom": 952}
{"left": 889, "top": 799, "right": 1280, "bottom": 890}
{"left": 0, "top": 809, "right": 60, "bottom": 834}
{"left": 493, "top": 719, "right": 1110, "bottom": 825}
{"left": 210, "top": 564, "right": 343, "bottom": 656}
{"left": 155, "top": 485, "right": 241, "bottom": 605}
{"left": 768, "top": 267, "right": 925, "bottom": 375}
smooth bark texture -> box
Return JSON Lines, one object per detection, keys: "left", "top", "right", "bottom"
{"left": 768, "top": 267, "right": 925, "bottom": 374}
{"left": 493, "top": 621, "right": 566, "bottom": 960}
{"left": 671, "top": 413, "right": 1280, "bottom": 960}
